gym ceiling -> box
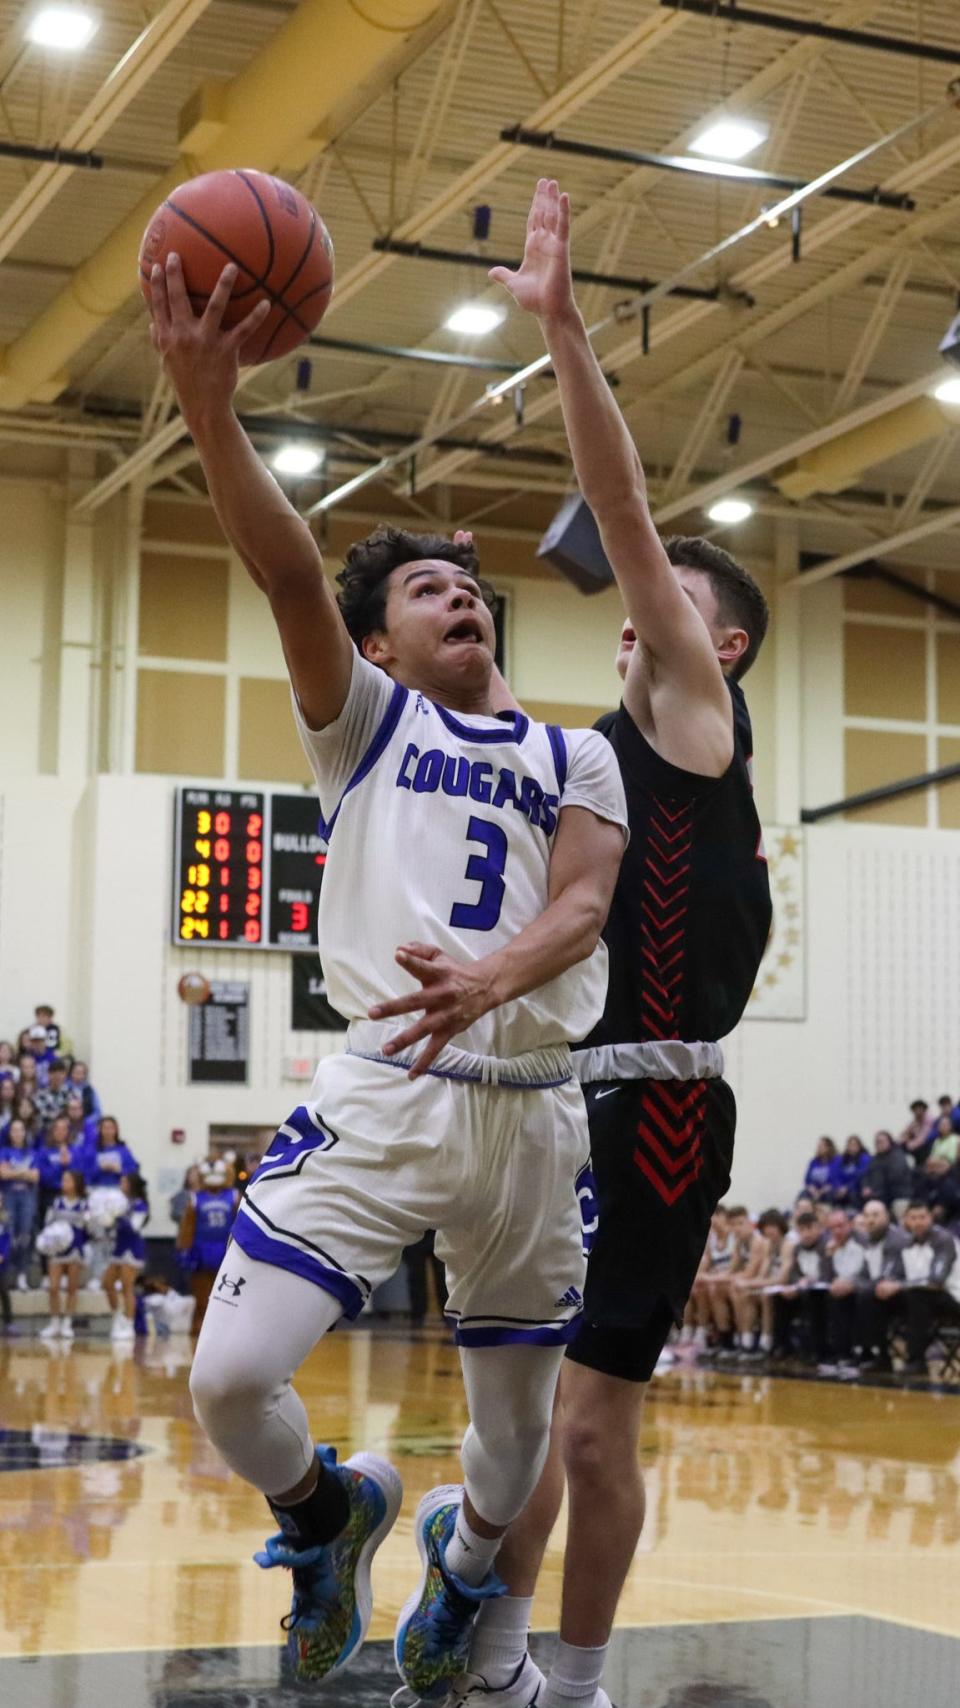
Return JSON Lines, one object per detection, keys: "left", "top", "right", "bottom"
{"left": 0, "top": 0, "right": 958, "bottom": 581}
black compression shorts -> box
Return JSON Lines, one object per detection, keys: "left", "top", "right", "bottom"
{"left": 566, "top": 1075, "right": 736, "bottom": 1384}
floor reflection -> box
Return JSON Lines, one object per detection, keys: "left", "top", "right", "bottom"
{"left": 1, "top": 1620, "right": 958, "bottom": 1708}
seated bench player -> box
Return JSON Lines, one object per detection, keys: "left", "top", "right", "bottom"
{"left": 148, "top": 250, "right": 628, "bottom": 1701}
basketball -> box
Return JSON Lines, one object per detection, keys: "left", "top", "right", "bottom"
{"left": 177, "top": 971, "right": 211, "bottom": 1006}
{"left": 138, "top": 169, "right": 334, "bottom": 363}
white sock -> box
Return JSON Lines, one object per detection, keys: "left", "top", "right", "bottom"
{"left": 468, "top": 1593, "right": 534, "bottom": 1686}
{"left": 693, "top": 1326, "right": 708, "bottom": 1348}
{"left": 760, "top": 1333, "right": 773, "bottom": 1351}
{"left": 542, "top": 1640, "right": 608, "bottom": 1705}
{"left": 444, "top": 1508, "right": 502, "bottom": 1587}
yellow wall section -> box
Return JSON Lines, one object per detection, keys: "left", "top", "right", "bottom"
{"left": 238, "top": 677, "right": 312, "bottom": 783}
{"left": 843, "top": 624, "right": 926, "bottom": 722}
{"left": 843, "top": 728, "right": 927, "bottom": 825}
{"left": 135, "top": 669, "right": 225, "bottom": 776}
{"left": 139, "top": 550, "right": 229, "bottom": 662}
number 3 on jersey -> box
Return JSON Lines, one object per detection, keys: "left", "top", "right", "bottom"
{"left": 450, "top": 815, "right": 507, "bottom": 931}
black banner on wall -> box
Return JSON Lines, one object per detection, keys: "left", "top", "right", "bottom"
{"left": 291, "top": 955, "right": 347, "bottom": 1032}
{"left": 188, "top": 981, "right": 250, "bottom": 1083}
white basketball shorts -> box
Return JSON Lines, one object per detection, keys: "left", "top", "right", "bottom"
{"left": 231, "top": 1047, "right": 595, "bottom": 1347}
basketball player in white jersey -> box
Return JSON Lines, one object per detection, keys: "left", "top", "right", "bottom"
{"left": 148, "top": 255, "right": 627, "bottom": 1702}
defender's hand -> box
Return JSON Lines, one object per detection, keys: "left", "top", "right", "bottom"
{"left": 489, "top": 178, "right": 576, "bottom": 323}
{"left": 368, "top": 943, "right": 498, "bottom": 1080}
{"left": 149, "top": 254, "right": 269, "bottom": 424}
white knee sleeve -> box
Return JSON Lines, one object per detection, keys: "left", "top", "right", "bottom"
{"left": 188, "top": 1249, "right": 342, "bottom": 1496}
{"left": 458, "top": 1344, "right": 565, "bottom": 1528}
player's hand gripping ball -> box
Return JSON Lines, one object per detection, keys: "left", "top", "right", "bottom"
{"left": 139, "top": 169, "right": 334, "bottom": 363}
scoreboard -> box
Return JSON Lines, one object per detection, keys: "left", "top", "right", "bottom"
{"left": 172, "top": 788, "right": 326, "bottom": 951}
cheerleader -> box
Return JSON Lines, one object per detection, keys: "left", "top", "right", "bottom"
{"left": 103, "top": 1173, "right": 150, "bottom": 1341}
{"left": 39, "top": 1168, "right": 89, "bottom": 1342}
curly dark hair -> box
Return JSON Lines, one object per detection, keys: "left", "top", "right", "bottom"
{"left": 663, "top": 535, "right": 769, "bottom": 680}
{"left": 336, "top": 526, "right": 498, "bottom": 647}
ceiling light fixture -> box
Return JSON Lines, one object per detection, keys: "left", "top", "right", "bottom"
{"left": 933, "top": 375, "right": 960, "bottom": 406}
{"left": 444, "top": 304, "right": 505, "bottom": 337}
{"left": 708, "top": 497, "right": 753, "bottom": 525}
{"left": 690, "top": 118, "right": 768, "bottom": 162}
{"left": 273, "top": 444, "right": 324, "bottom": 477}
{"left": 26, "top": 5, "right": 99, "bottom": 50}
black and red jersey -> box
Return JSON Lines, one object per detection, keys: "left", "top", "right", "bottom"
{"left": 583, "top": 681, "right": 772, "bottom": 1049}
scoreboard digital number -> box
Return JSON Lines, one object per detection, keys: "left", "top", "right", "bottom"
{"left": 268, "top": 793, "right": 327, "bottom": 949}
{"left": 172, "top": 788, "right": 326, "bottom": 951}
{"left": 174, "top": 789, "right": 266, "bottom": 947}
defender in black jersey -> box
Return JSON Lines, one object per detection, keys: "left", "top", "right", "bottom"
{"left": 459, "top": 181, "right": 772, "bottom": 1708}
{"left": 570, "top": 648, "right": 771, "bottom": 1383}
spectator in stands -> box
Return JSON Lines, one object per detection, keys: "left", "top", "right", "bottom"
{"left": 822, "top": 1208, "right": 867, "bottom": 1371}
{"left": 0, "top": 1042, "right": 18, "bottom": 1084}
{"left": 913, "top": 1155, "right": 960, "bottom": 1228}
{"left": 0, "top": 1078, "right": 16, "bottom": 1125}
{"left": 876, "top": 1201, "right": 960, "bottom": 1376}
{"left": 80, "top": 1117, "right": 139, "bottom": 1188}
{"left": 689, "top": 1205, "right": 737, "bottom": 1356}
{"left": 723, "top": 1206, "right": 770, "bottom": 1361}
{"left": 0, "top": 1116, "right": 40, "bottom": 1291}
{"left": 928, "top": 1115, "right": 959, "bottom": 1168}
{"left": 36, "top": 1115, "right": 77, "bottom": 1222}
{"left": 8, "top": 1095, "right": 40, "bottom": 1142}
{"left": 39, "top": 1166, "right": 89, "bottom": 1343}
{"left": 834, "top": 1136, "right": 871, "bottom": 1206}
{"left": 855, "top": 1199, "right": 909, "bottom": 1373}
{"left": 33, "top": 1059, "right": 71, "bottom": 1127}
{"left": 24, "top": 1026, "right": 54, "bottom": 1079}
{"left": 899, "top": 1099, "right": 934, "bottom": 1158}
{"left": 67, "top": 1061, "right": 100, "bottom": 1121}
{"left": 803, "top": 1136, "right": 842, "bottom": 1203}
{"left": 175, "top": 1162, "right": 239, "bottom": 1333}
{"left": 775, "top": 1211, "right": 829, "bottom": 1362}
{"left": 33, "top": 1004, "right": 63, "bottom": 1057}
{"left": 168, "top": 1164, "right": 202, "bottom": 1229}
{"left": 860, "top": 1130, "right": 914, "bottom": 1218}
{"left": 16, "top": 1052, "right": 40, "bottom": 1098}
{"left": 63, "top": 1094, "right": 88, "bottom": 1148}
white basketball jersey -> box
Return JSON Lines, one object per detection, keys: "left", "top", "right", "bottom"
{"left": 294, "top": 654, "right": 627, "bottom": 1059}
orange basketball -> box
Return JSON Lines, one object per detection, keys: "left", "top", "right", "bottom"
{"left": 138, "top": 169, "right": 334, "bottom": 364}
{"left": 177, "top": 972, "right": 211, "bottom": 1006}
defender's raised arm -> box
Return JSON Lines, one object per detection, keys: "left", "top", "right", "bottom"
{"left": 149, "top": 254, "right": 353, "bottom": 730}
{"left": 491, "top": 181, "right": 736, "bottom": 774}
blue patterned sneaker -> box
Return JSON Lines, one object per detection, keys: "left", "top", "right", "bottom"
{"left": 394, "top": 1485, "right": 505, "bottom": 1702}
{"left": 255, "top": 1444, "right": 402, "bottom": 1683}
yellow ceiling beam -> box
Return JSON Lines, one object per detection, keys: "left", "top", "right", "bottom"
{"left": 775, "top": 398, "right": 954, "bottom": 499}
{"left": 0, "top": 0, "right": 446, "bottom": 409}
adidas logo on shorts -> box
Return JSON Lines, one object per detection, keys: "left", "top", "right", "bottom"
{"left": 555, "top": 1286, "right": 583, "bottom": 1310}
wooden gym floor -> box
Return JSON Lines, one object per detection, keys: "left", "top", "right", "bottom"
{"left": 1, "top": 1323, "right": 958, "bottom": 1706}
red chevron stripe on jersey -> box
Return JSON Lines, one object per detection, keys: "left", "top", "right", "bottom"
{"left": 634, "top": 796, "right": 705, "bottom": 1204}
{"left": 634, "top": 1080, "right": 707, "bottom": 1206}
{"left": 638, "top": 797, "right": 694, "bottom": 1041}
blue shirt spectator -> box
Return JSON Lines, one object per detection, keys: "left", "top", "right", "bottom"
{"left": 803, "top": 1136, "right": 843, "bottom": 1201}
{"left": 834, "top": 1135, "right": 871, "bottom": 1204}
{"left": 79, "top": 1116, "right": 139, "bottom": 1189}
{"left": 0, "top": 1117, "right": 40, "bottom": 1284}
{"left": 67, "top": 1061, "right": 101, "bottom": 1121}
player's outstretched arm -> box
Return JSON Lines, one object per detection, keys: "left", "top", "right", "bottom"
{"left": 491, "top": 183, "right": 730, "bottom": 737}
{"left": 368, "top": 805, "right": 624, "bottom": 1077}
{"left": 149, "top": 255, "right": 353, "bottom": 729}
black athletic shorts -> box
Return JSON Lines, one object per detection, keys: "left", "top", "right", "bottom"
{"left": 566, "top": 1074, "right": 736, "bottom": 1384}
